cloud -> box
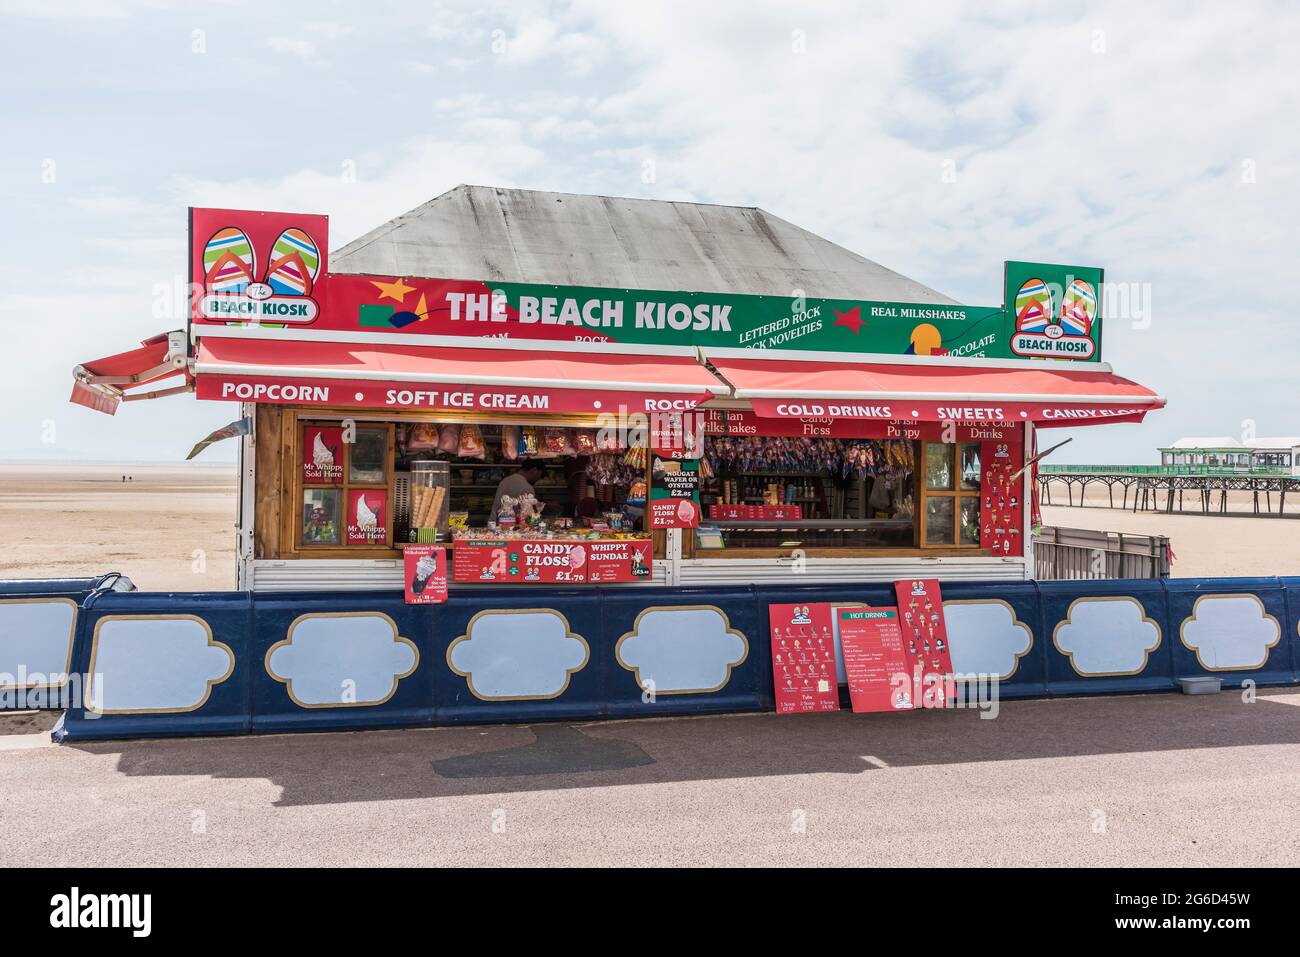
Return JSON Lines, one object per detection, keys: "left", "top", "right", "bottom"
{"left": 0, "top": 598, "right": 77, "bottom": 689}
{"left": 6, "top": 1, "right": 1300, "bottom": 466}
{"left": 943, "top": 600, "right": 1033, "bottom": 679}
{"left": 1053, "top": 597, "right": 1161, "bottom": 677}
{"left": 448, "top": 609, "right": 588, "bottom": 700}
{"left": 266, "top": 613, "right": 418, "bottom": 707}
{"left": 88, "top": 615, "right": 233, "bottom": 713}
{"left": 616, "top": 605, "right": 747, "bottom": 694}
{"left": 267, "top": 37, "right": 318, "bottom": 62}
{"left": 1180, "top": 594, "right": 1281, "bottom": 671}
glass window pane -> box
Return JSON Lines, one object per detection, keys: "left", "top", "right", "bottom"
{"left": 302, "top": 488, "right": 341, "bottom": 545}
{"left": 959, "top": 497, "right": 980, "bottom": 545}
{"left": 925, "top": 497, "right": 955, "bottom": 545}
{"left": 960, "top": 443, "right": 981, "bottom": 490}
{"left": 349, "top": 427, "right": 388, "bottom": 484}
{"left": 925, "top": 444, "right": 953, "bottom": 490}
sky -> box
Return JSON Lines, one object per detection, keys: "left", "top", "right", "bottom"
{"left": 1, "top": 0, "right": 1296, "bottom": 464}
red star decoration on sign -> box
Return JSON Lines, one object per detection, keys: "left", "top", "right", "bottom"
{"left": 832, "top": 305, "right": 865, "bottom": 334}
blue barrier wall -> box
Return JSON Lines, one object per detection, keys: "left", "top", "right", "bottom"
{"left": 34, "top": 576, "right": 1300, "bottom": 742}
{"left": 0, "top": 573, "right": 132, "bottom": 711}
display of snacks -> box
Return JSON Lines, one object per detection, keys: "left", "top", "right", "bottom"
{"left": 458, "top": 423, "right": 485, "bottom": 458}
{"left": 410, "top": 460, "right": 450, "bottom": 543}
{"left": 704, "top": 435, "right": 914, "bottom": 479}
{"left": 709, "top": 504, "right": 803, "bottom": 521}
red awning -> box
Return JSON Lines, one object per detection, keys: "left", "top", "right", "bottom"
{"left": 70, "top": 331, "right": 191, "bottom": 415}
{"left": 707, "top": 352, "right": 1165, "bottom": 427}
{"left": 193, "top": 335, "right": 728, "bottom": 415}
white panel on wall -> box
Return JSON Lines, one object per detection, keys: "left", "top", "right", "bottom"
{"left": 1053, "top": 597, "right": 1161, "bottom": 677}
{"left": 678, "top": 557, "right": 1029, "bottom": 586}
{"left": 0, "top": 598, "right": 77, "bottom": 688}
{"left": 447, "top": 609, "right": 589, "bottom": 700}
{"left": 88, "top": 616, "right": 234, "bottom": 714}
{"left": 616, "top": 605, "right": 748, "bottom": 694}
{"left": 943, "top": 600, "right": 1034, "bottom": 679}
{"left": 266, "top": 613, "right": 418, "bottom": 708}
{"left": 1180, "top": 595, "right": 1281, "bottom": 671}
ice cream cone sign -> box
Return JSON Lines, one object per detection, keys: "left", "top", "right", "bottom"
{"left": 312, "top": 432, "right": 336, "bottom": 468}
{"left": 303, "top": 426, "right": 344, "bottom": 482}
{"left": 356, "top": 494, "right": 378, "bottom": 529}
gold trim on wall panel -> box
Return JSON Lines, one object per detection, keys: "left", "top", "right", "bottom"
{"left": 0, "top": 597, "right": 77, "bottom": 690}
{"left": 446, "top": 608, "right": 591, "bottom": 702}
{"left": 86, "top": 614, "right": 235, "bottom": 715}
{"left": 615, "top": 603, "right": 750, "bottom": 695}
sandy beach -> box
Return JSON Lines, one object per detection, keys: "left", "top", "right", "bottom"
{"left": 0, "top": 462, "right": 237, "bottom": 591}
{"left": 1040, "top": 479, "right": 1300, "bottom": 579}
{"left": 1, "top": 462, "right": 1297, "bottom": 587}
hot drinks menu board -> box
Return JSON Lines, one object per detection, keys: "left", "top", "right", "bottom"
{"left": 980, "top": 440, "right": 1023, "bottom": 557}
{"left": 893, "top": 578, "right": 955, "bottom": 709}
{"left": 767, "top": 603, "right": 840, "bottom": 714}
{"left": 838, "top": 608, "right": 914, "bottom": 712}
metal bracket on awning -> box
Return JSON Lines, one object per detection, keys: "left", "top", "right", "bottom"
{"left": 73, "top": 331, "right": 189, "bottom": 391}
{"left": 70, "top": 330, "right": 194, "bottom": 413}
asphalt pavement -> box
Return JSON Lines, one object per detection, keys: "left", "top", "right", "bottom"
{"left": 1, "top": 689, "right": 1297, "bottom": 866}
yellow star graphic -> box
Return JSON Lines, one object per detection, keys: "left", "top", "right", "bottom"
{"left": 370, "top": 277, "right": 416, "bottom": 304}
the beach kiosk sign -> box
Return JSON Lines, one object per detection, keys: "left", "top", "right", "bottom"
{"left": 189, "top": 208, "right": 1103, "bottom": 363}
{"left": 1005, "top": 260, "right": 1103, "bottom": 360}
{"left": 190, "top": 207, "right": 328, "bottom": 325}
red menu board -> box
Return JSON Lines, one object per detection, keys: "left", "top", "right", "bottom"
{"left": 767, "top": 603, "right": 840, "bottom": 714}
{"left": 839, "top": 608, "right": 914, "bottom": 712}
{"left": 404, "top": 545, "right": 447, "bottom": 604}
{"left": 980, "top": 440, "right": 1023, "bottom": 557}
{"left": 585, "top": 539, "right": 654, "bottom": 583}
{"left": 893, "top": 579, "right": 955, "bottom": 709}
{"left": 346, "top": 489, "right": 387, "bottom": 545}
{"left": 451, "top": 538, "right": 653, "bottom": 584}
{"left": 302, "top": 426, "right": 343, "bottom": 484}
{"left": 648, "top": 457, "right": 701, "bottom": 529}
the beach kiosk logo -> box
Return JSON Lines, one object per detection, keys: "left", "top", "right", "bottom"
{"left": 192, "top": 207, "right": 327, "bottom": 325}
{"left": 1006, "top": 261, "right": 1101, "bottom": 360}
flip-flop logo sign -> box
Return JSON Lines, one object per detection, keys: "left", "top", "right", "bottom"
{"left": 198, "top": 224, "right": 322, "bottom": 324}
{"left": 1009, "top": 275, "right": 1097, "bottom": 359}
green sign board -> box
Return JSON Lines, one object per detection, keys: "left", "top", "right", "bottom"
{"left": 1003, "top": 261, "right": 1104, "bottom": 361}
{"left": 324, "top": 261, "right": 1105, "bottom": 364}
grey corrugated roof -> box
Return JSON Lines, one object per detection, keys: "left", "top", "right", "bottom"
{"left": 331, "top": 185, "right": 958, "bottom": 303}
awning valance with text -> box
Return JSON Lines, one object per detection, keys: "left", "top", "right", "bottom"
{"left": 193, "top": 332, "right": 728, "bottom": 416}
{"left": 704, "top": 349, "right": 1165, "bottom": 427}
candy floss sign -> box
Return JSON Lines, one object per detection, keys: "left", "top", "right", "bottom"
{"left": 190, "top": 207, "right": 328, "bottom": 327}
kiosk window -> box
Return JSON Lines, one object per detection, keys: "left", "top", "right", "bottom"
{"left": 298, "top": 421, "right": 394, "bottom": 550}
{"left": 699, "top": 435, "right": 917, "bottom": 551}
{"left": 922, "top": 441, "right": 981, "bottom": 547}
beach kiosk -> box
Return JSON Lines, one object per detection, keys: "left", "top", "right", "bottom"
{"left": 54, "top": 186, "right": 1201, "bottom": 740}
{"left": 74, "top": 187, "right": 1164, "bottom": 591}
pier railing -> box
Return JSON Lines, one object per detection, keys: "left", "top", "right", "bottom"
{"left": 1041, "top": 464, "right": 1290, "bottom": 478}
{"left": 1032, "top": 525, "right": 1170, "bottom": 580}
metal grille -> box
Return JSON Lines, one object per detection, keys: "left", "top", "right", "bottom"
{"left": 1032, "top": 526, "right": 1170, "bottom": 580}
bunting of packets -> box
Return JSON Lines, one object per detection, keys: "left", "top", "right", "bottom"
{"left": 704, "top": 436, "right": 914, "bottom": 478}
